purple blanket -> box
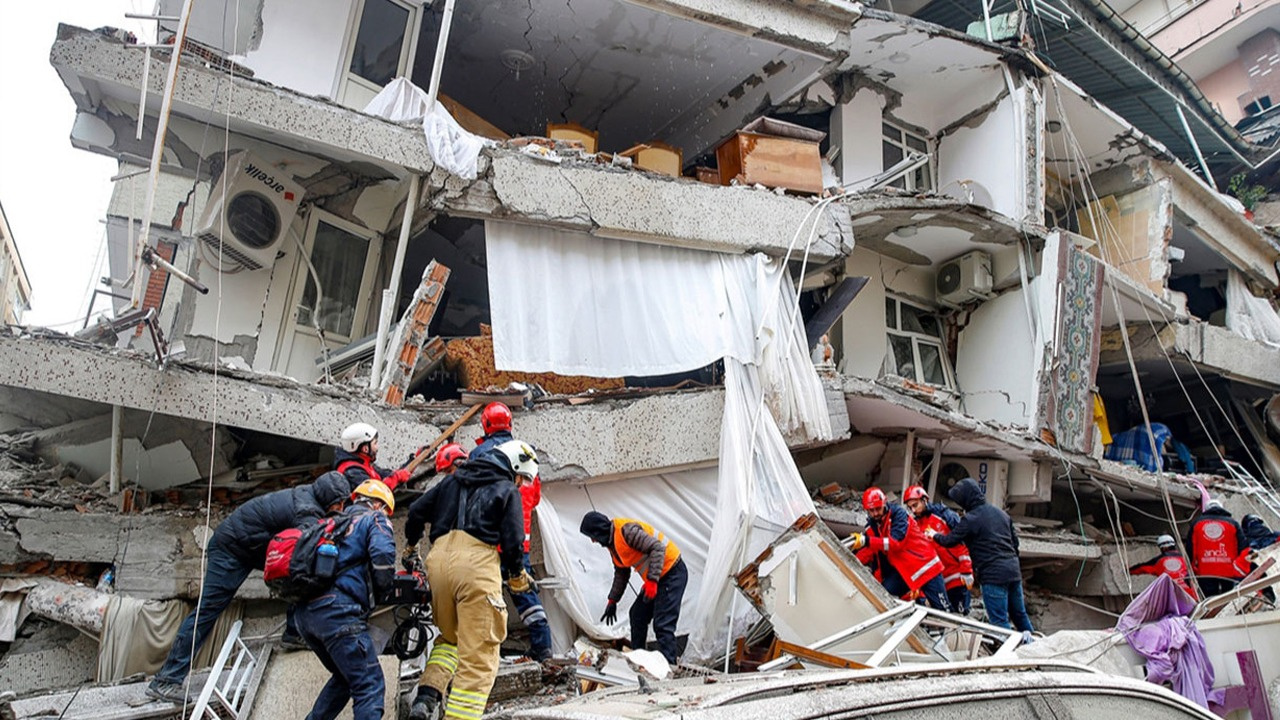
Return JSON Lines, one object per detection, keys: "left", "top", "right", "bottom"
{"left": 1117, "top": 574, "right": 1225, "bottom": 709}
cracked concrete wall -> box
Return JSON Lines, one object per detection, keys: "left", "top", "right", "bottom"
{"left": 630, "top": 0, "right": 856, "bottom": 57}
{"left": 439, "top": 151, "right": 852, "bottom": 260}
{"left": 1078, "top": 179, "right": 1172, "bottom": 295}
{"left": 839, "top": 245, "right": 933, "bottom": 380}
{"left": 1101, "top": 320, "right": 1280, "bottom": 388}
{"left": 937, "top": 89, "right": 1025, "bottom": 221}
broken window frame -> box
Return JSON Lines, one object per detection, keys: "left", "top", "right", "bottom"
{"left": 882, "top": 120, "right": 933, "bottom": 192}
{"left": 337, "top": 0, "right": 424, "bottom": 109}
{"left": 885, "top": 295, "right": 955, "bottom": 389}
{"left": 287, "top": 209, "right": 382, "bottom": 345}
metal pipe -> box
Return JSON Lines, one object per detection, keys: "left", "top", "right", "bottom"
{"left": 901, "top": 429, "right": 916, "bottom": 494}
{"left": 371, "top": 174, "right": 421, "bottom": 390}
{"left": 424, "top": 0, "right": 458, "bottom": 112}
{"left": 1176, "top": 104, "right": 1217, "bottom": 190}
{"left": 136, "top": 48, "right": 151, "bottom": 141}
{"left": 129, "top": 0, "right": 197, "bottom": 309}
{"left": 110, "top": 404, "right": 124, "bottom": 494}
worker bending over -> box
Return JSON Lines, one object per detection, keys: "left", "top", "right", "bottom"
{"left": 335, "top": 422, "right": 411, "bottom": 490}
{"left": 1129, "top": 534, "right": 1197, "bottom": 599}
{"left": 295, "top": 480, "right": 397, "bottom": 720}
{"left": 903, "top": 485, "right": 973, "bottom": 614}
{"left": 1186, "top": 499, "right": 1247, "bottom": 597}
{"left": 580, "top": 511, "right": 687, "bottom": 665}
{"left": 850, "top": 487, "right": 950, "bottom": 611}
{"left": 403, "top": 440, "right": 535, "bottom": 720}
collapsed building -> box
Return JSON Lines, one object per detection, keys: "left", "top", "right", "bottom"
{"left": 4, "top": 0, "right": 1280, "bottom": 716}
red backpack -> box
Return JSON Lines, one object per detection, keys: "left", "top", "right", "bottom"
{"left": 264, "top": 514, "right": 354, "bottom": 604}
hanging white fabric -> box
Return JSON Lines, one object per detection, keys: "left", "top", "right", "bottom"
{"left": 486, "top": 220, "right": 832, "bottom": 661}
{"left": 362, "top": 77, "right": 485, "bottom": 180}
{"left": 1225, "top": 269, "right": 1280, "bottom": 348}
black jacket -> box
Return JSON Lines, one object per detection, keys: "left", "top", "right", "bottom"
{"left": 933, "top": 478, "right": 1023, "bottom": 585}
{"left": 404, "top": 453, "right": 524, "bottom": 577}
{"left": 211, "top": 472, "right": 350, "bottom": 569}
{"left": 1243, "top": 515, "right": 1280, "bottom": 551}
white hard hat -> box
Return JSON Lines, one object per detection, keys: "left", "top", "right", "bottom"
{"left": 1156, "top": 534, "right": 1176, "bottom": 548}
{"left": 1206, "top": 499, "right": 1224, "bottom": 511}
{"left": 340, "top": 422, "right": 378, "bottom": 453}
{"left": 494, "top": 439, "right": 539, "bottom": 480}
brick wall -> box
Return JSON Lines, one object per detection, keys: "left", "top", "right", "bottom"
{"left": 135, "top": 240, "right": 176, "bottom": 337}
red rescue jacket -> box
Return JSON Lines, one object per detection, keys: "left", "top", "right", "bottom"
{"left": 1188, "top": 514, "right": 1246, "bottom": 580}
{"left": 916, "top": 512, "right": 972, "bottom": 590}
{"left": 1129, "top": 549, "right": 1198, "bottom": 599}
{"left": 518, "top": 476, "right": 540, "bottom": 553}
{"left": 856, "top": 504, "right": 943, "bottom": 591}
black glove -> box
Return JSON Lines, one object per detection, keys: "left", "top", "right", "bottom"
{"left": 600, "top": 599, "right": 618, "bottom": 625}
{"left": 401, "top": 546, "right": 424, "bottom": 574}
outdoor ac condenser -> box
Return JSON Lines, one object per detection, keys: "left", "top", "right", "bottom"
{"left": 935, "top": 250, "right": 993, "bottom": 308}
{"left": 195, "top": 151, "right": 304, "bottom": 271}
{"left": 938, "top": 456, "right": 1009, "bottom": 508}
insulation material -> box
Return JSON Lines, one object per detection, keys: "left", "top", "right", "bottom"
{"left": 1226, "top": 269, "right": 1280, "bottom": 348}
{"left": 363, "top": 78, "right": 486, "bottom": 179}
{"left": 537, "top": 467, "right": 717, "bottom": 650}
{"left": 444, "top": 326, "right": 624, "bottom": 394}
{"left": 487, "top": 221, "right": 832, "bottom": 660}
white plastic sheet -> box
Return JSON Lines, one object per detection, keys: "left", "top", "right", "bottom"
{"left": 362, "top": 77, "right": 485, "bottom": 180}
{"left": 487, "top": 221, "right": 832, "bottom": 661}
{"left": 1226, "top": 269, "right": 1280, "bottom": 348}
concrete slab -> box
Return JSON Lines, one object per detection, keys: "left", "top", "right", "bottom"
{"left": 251, "top": 650, "right": 399, "bottom": 718}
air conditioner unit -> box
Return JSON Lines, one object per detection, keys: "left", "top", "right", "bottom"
{"left": 195, "top": 151, "right": 304, "bottom": 271}
{"left": 935, "top": 250, "right": 993, "bottom": 308}
{"left": 938, "top": 456, "right": 1009, "bottom": 508}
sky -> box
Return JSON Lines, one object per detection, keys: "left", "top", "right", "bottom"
{"left": 0, "top": 2, "right": 156, "bottom": 329}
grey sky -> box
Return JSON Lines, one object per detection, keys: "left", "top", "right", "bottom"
{"left": 0, "top": 2, "right": 155, "bottom": 328}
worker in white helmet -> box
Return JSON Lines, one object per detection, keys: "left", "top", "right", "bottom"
{"left": 336, "top": 422, "right": 412, "bottom": 491}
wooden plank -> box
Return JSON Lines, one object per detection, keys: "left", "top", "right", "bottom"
{"left": 805, "top": 276, "right": 869, "bottom": 350}
{"left": 717, "top": 132, "right": 822, "bottom": 195}
{"left": 404, "top": 403, "right": 484, "bottom": 474}
{"left": 775, "top": 640, "right": 870, "bottom": 669}
{"left": 439, "top": 93, "right": 509, "bottom": 140}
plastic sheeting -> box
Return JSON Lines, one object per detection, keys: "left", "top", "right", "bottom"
{"left": 1226, "top": 269, "right": 1280, "bottom": 348}
{"left": 537, "top": 467, "right": 717, "bottom": 651}
{"left": 486, "top": 221, "right": 832, "bottom": 661}
{"left": 363, "top": 77, "right": 486, "bottom": 180}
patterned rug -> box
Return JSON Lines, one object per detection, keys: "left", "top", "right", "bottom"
{"left": 1039, "top": 240, "right": 1105, "bottom": 454}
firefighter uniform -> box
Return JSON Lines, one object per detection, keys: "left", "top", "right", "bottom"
{"left": 1129, "top": 548, "right": 1197, "bottom": 599}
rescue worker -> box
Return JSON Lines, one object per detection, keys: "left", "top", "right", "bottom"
{"left": 336, "top": 422, "right": 411, "bottom": 490}
{"left": 903, "top": 485, "right": 973, "bottom": 614}
{"left": 434, "top": 442, "right": 468, "bottom": 476}
{"left": 928, "top": 478, "right": 1033, "bottom": 633}
{"left": 580, "top": 511, "right": 687, "bottom": 665}
{"left": 849, "top": 487, "right": 950, "bottom": 612}
{"left": 470, "top": 402, "right": 514, "bottom": 460}
{"left": 510, "top": 469, "right": 553, "bottom": 661}
{"left": 402, "top": 440, "right": 534, "bottom": 720}
{"left": 1185, "top": 499, "right": 1247, "bottom": 597}
{"left": 1242, "top": 514, "right": 1280, "bottom": 551}
{"left": 147, "top": 473, "right": 350, "bottom": 702}
{"left": 1128, "top": 534, "right": 1197, "bottom": 599}
{"left": 295, "top": 480, "right": 398, "bottom": 720}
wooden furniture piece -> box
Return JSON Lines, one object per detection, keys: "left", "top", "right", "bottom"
{"left": 716, "top": 117, "right": 825, "bottom": 195}
{"left": 546, "top": 122, "right": 599, "bottom": 152}
{"left": 438, "top": 93, "right": 509, "bottom": 140}
{"left": 618, "top": 141, "right": 683, "bottom": 177}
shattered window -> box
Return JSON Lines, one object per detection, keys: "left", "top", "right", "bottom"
{"left": 885, "top": 296, "right": 954, "bottom": 389}
{"left": 349, "top": 0, "right": 410, "bottom": 87}
{"left": 298, "top": 220, "right": 368, "bottom": 338}
{"left": 882, "top": 120, "right": 933, "bottom": 192}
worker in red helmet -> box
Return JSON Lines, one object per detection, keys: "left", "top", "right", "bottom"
{"left": 849, "top": 486, "right": 950, "bottom": 611}
{"left": 903, "top": 485, "right": 973, "bottom": 614}
{"left": 435, "top": 443, "right": 468, "bottom": 475}
{"left": 470, "top": 403, "right": 514, "bottom": 462}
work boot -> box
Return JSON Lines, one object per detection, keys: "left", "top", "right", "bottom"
{"left": 278, "top": 632, "right": 309, "bottom": 652}
{"left": 145, "top": 679, "right": 189, "bottom": 703}
{"left": 408, "top": 688, "right": 442, "bottom": 720}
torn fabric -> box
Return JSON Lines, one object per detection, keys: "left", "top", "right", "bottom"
{"left": 97, "top": 596, "right": 242, "bottom": 682}
{"left": 1226, "top": 269, "right": 1280, "bottom": 348}
{"left": 486, "top": 221, "right": 831, "bottom": 660}
{"left": 0, "top": 578, "right": 37, "bottom": 642}
{"left": 363, "top": 77, "right": 485, "bottom": 179}
{"left": 1116, "top": 574, "right": 1223, "bottom": 709}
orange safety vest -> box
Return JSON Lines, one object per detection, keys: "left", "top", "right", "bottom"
{"left": 609, "top": 518, "right": 680, "bottom": 581}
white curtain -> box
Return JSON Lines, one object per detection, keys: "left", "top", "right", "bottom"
{"left": 486, "top": 221, "right": 832, "bottom": 661}
{"left": 1226, "top": 269, "right": 1280, "bottom": 348}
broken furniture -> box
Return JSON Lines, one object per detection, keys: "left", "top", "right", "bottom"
{"left": 618, "top": 141, "right": 683, "bottom": 177}
{"left": 716, "top": 117, "right": 825, "bottom": 195}
{"left": 735, "top": 514, "right": 1022, "bottom": 669}
{"left": 546, "top": 122, "right": 599, "bottom": 153}
{"left": 438, "top": 92, "right": 510, "bottom": 141}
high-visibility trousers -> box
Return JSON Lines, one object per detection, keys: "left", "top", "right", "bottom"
{"left": 419, "top": 530, "right": 508, "bottom": 720}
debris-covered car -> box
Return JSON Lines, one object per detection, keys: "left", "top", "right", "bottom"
{"left": 516, "top": 660, "right": 1217, "bottom": 720}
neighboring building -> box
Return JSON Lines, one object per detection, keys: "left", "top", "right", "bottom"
{"left": 2, "top": 0, "right": 1280, "bottom": 704}
{"left": 0, "top": 201, "right": 32, "bottom": 326}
